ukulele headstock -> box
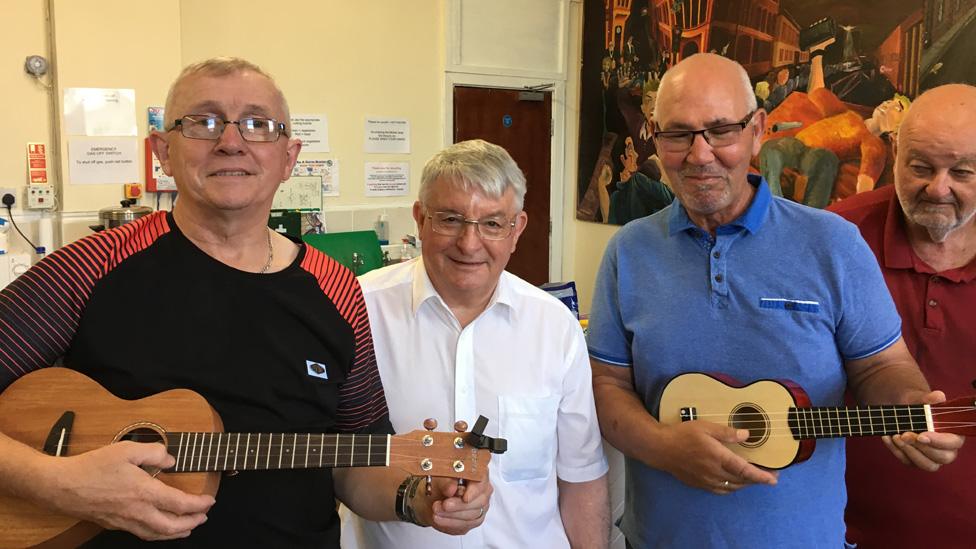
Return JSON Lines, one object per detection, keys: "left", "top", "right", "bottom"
{"left": 390, "top": 416, "right": 507, "bottom": 481}
{"left": 931, "top": 396, "right": 976, "bottom": 436}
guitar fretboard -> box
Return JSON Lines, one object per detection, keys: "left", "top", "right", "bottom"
{"left": 164, "top": 433, "right": 391, "bottom": 472}
{"left": 787, "top": 405, "right": 930, "bottom": 439}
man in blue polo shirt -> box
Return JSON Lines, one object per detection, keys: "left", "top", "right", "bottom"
{"left": 587, "top": 53, "right": 963, "bottom": 548}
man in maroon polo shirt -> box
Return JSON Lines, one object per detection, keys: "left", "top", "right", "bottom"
{"left": 829, "top": 83, "right": 975, "bottom": 548}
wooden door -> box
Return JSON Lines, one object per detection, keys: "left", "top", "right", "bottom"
{"left": 452, "top": 86, "right": 552, "bottom": 285}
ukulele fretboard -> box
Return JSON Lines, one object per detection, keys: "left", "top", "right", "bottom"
{"left": 164, "top": 433, "right": 390, "bottom": 472}
{"left": 787, "top": 405, "right": 930, "bottom": 439}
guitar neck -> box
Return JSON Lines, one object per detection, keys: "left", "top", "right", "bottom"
{"left": 788, "top": 404, "right": 931, "bottom": 440}
{"left": 164, "top": 432, "right": 390, "bottom": 472}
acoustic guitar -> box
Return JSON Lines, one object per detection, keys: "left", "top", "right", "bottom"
{"left": 0, "top": 367, "right": 503, "bottom": 548}
{"left": 659, "top": 372, "right": 976, "bottom": 469}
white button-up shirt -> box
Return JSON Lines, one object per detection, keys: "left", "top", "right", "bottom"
{"left": 340, "top": 258, "right": 608, "bottom": 549}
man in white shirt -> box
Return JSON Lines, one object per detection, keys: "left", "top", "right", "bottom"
{"left": 341, "top": 139, "right": 609, "bottom": 548}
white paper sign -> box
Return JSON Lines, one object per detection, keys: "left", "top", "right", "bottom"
{"left": 292, "top": 158, "right": 340, "bottom": 197}
{"left": 64, "top": 88, "right": 137, "bottom": 136}
{"left": 364, "top": 118, "right": 410, "bottom": 153}
{"left": 365, "top": 162, "right": 409, "bottom": 196}
{"left": 68, "top": 138, "right": 139, "bottom": 184}
{"left": 290, "top": 114, "right": 330, "bottom": 152}
{"left": 273, "top": 176, "right": 322, "bottom": 210}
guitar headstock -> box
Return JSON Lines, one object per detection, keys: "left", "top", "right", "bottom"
{"left": 389, "top": 417, "right": 506, "bottom": 482}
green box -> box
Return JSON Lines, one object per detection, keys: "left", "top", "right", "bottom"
{"left": 302, "top": 230, "right": 383, "bottom": 276}
{"left": 268, "top": 211, "right": 302, "bottom": 238}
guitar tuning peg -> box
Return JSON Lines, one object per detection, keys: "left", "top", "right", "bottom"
{"left": 453, "top": 420, "right": 468, "bottom": 433}
{"left": 423, "top": 418, "right": 438, "bottom": 431}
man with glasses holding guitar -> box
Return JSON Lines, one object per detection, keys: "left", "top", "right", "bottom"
{"left": 0, "top": 57, "right": 491, "bottom": 547}
{"left": 587, "top": 53, "right": 962, "bottom": 548}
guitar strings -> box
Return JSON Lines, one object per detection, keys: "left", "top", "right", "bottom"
{"left": 678, "top": 407, "right": 976, "bottom": 419}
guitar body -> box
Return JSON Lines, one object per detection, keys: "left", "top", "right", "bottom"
{"left": 659, "top": 373, "right": 815, "bottom": 469}
{"left": 0, "top": 367, "right": 223, "bottom": 548}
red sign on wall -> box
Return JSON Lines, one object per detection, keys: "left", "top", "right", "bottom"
{"left": 27, "top": 143, "right": 48, "bottom": 183}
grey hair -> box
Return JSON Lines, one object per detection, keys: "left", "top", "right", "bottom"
{"left": 418, "top": 139, "right": 527, "bottom": 210}
{"left": 163, "top": 57, "right": 290, "bottom": 130}
{"left": 654, "top": 53, "right": 757, "bottom": 119}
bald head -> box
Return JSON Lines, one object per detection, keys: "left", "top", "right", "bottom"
{"left": 898, "top": 84, "right": 976, "bottom": 148}
{"left": 654, "top": 54, "right": 756, "bottom": 121}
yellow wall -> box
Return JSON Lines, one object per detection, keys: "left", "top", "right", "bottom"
{"left": 180, "top": 0, "right": 445, "bottom": 208}
{"left": 0, "top": 0, "right": 54, "bottom": 218}
{"left": 50, "top": 0, "right": 183, "bottom": 243}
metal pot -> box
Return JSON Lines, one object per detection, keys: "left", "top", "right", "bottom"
{"left": 90, "top": 199, "right": 153, "bottom": 232}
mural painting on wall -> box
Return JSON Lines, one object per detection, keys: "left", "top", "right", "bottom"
{"left": 577, "top": 0, "right": 976, "bottom": 225}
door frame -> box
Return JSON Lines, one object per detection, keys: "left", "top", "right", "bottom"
{"left": 444, "top": 73, "right": 566, "bottom": 282}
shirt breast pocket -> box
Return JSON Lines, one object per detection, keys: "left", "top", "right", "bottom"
{"left": 497, "top": 394, "right": 560, "bottom": 483}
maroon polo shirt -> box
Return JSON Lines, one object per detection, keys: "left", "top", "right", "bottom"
{"left": 829, "top": 185, "right": 976, "bottom": 548}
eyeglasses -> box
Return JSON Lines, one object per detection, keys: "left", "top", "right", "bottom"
{"left": 426, "top": 211, "right": 517, "bottom": 240}
{"left": 653, "top": 110, "right": 757, "bottom": 152}
{"left": 168, "top": 115, "right": 288, "bottom": 143}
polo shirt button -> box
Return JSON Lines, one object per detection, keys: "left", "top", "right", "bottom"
{"left": 928, "top": 299, "right": 938, "bottom": 307}
{"left": 930, "top": 275, "right": 940, "bottom": 283}
{"left": 713, "top": 251, "right": 721, "bottom": 259}
{"left": 714, "top": 274, "right": 724, "bottom": 282}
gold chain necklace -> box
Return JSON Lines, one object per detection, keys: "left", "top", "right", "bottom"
{"left": 259, "top": 228, "right": 274, "bottom": 274}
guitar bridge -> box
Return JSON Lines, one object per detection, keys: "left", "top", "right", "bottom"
{"left": 42, "top": 411, "right": 75, "bottom": 456}
{"left": 679, "top": 407, "right": 697, "bottom": 422}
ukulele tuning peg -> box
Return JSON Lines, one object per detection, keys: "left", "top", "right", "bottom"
{"left": 423, "top": 418, "right": 438, "bottom": 431}
{"left": 453, "top": 420, "right": 468, "bottom": 433}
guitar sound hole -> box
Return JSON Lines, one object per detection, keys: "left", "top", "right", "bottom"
{"left": 729, "top": 404, "right": 769, "bottom": 448}
{"left": 119, "top": 427, "right": 164, "bottom": 445}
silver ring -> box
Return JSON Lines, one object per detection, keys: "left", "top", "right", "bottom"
{"left": 476, "top": 506, "right": 485, "bottom": 519}
{"left": 722, "top": 480, "right": 730, "bottom": 488}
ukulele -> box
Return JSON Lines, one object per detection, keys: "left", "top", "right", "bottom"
{"left": 0, "top": 367, "right": 506, "bottom": 548}
{"left": 659, "top": 372, "right": 976, "bottom": 469}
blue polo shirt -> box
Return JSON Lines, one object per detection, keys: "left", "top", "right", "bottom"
{"left": 588, "top": 176, "right": 901, "bottom": 548}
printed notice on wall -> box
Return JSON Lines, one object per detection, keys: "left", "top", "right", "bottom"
{"left": 365, "top": 162, "right": 409, "bottom": 196}
{"left": 292, "top": 158, "right": 340, "bottom": 197}
{"left": 290, "top": 114, "right": 330, "bottom": 152}
{"left": 68, "top": 138, "right": 139, "bottom": 184}
{"left": 364, "top": 118, "right": 410, "bottom": 153}
{"left": 64, "top": 88, "right": 137, "bottom": 136}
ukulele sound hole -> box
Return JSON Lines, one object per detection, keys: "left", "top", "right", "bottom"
{"left": 119, "top": 427, "right": 164, "bottom": 444}
{"left": 729, "top": 404, "right": 769, "bottom": 448}
{"left": 117, "top": 426, "right": 167, "bottom": 477}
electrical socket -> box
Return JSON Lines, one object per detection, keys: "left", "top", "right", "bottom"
{"left": 0, "top": 187, "right": 17, "bottom": 208}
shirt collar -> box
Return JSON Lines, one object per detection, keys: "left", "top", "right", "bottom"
{"left": 882, "top": 192, "right": 976, "bottom": 283}
{"left": 410, "top": 257, "right": 516, "bottom": 319}
{"left": 668, "top": 173, "right": 771, "bottom": 236}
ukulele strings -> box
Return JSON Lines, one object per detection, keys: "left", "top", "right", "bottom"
{"left": 683, "top": 406, "right": 976, "bottom": 420}
{"left": 48, "top": 432, "right": 470, "bottom": 463}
